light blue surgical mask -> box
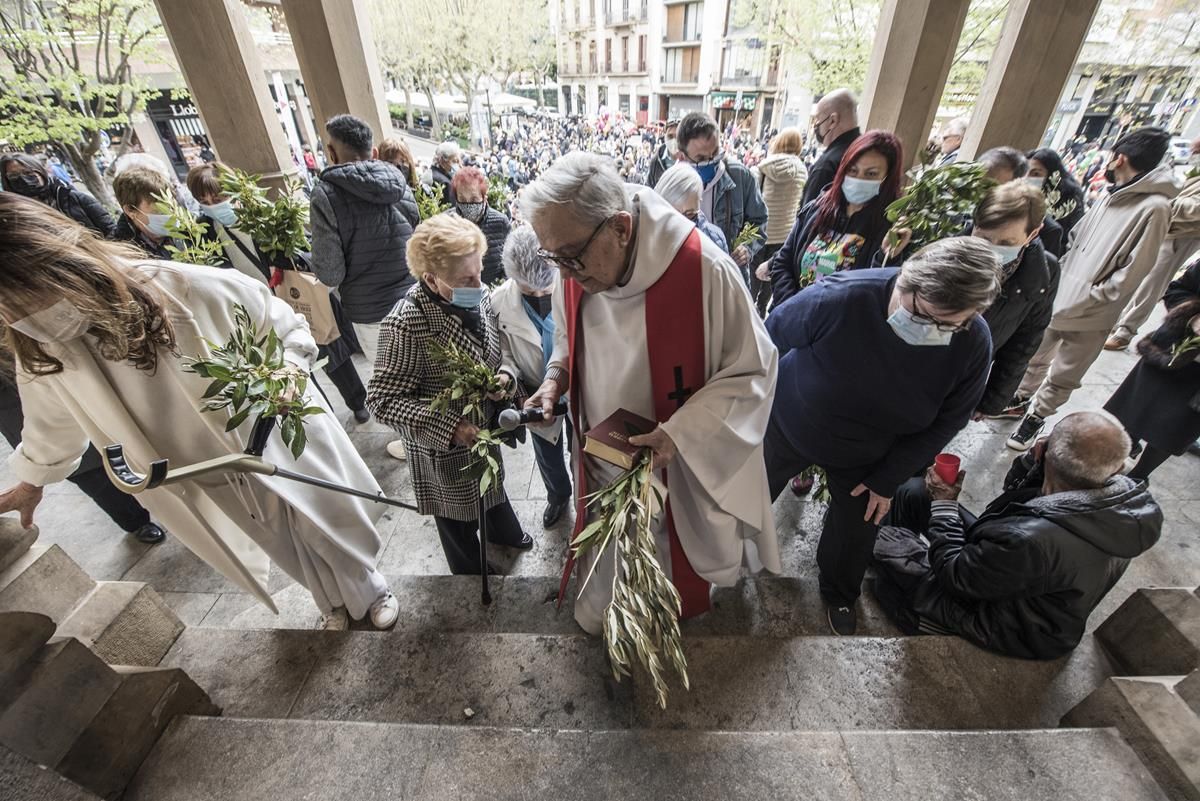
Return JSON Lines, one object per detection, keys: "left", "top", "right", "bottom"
{"left": 200, "top": 200, "right": 238, "bottom": 227}
{"left": 984, "top": 242, "right": 1023, "bottom": 268}
{"left": 1023, "top": 176, "right": 1045, "bottom": 190}
{"left": 450, "top": 286, "right": 485, "bottom": 309}
{"left": 144, "top": 212, "right": 172, "bottom": 238}
{"left": 842, "top": 175, "right": 882, "bottom": 205}
{"left": 887, "top": 305, "right": 955, "bottom": 347}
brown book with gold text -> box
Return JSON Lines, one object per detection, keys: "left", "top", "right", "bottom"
{"left": 583, "top": 408, "right": 657, "bottom": 469}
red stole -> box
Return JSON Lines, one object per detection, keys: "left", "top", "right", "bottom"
{"left": 558, "top": 228, "right": 711, "bottom": 619}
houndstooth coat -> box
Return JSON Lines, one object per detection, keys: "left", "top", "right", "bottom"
{"left": 367, "top": 283, "right": 520, "bottom": 521}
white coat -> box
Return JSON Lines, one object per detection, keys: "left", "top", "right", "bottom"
{"left": 10, "top": 261, "right": 385, "bottom": 614}
{"left": 492, "top": 277, "right": 563, "bottom": 445}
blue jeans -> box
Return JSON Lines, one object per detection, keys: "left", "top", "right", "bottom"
{"left": 531, "top": 432, "right": 572, "bottom": 504}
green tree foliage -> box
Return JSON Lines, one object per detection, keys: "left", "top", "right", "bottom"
{"left": 0, "top": 0, "right": 162, "bottom": 206}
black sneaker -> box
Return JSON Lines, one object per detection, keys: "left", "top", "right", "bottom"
{"left": 1006, "top": 413, "right": 1045, "bottom": 452}
{"left": 132, "top": 522, "right": 166, "bottom": 544}
{"left": 352, "top": 407, "right": 370, "bottom": 424}
{"left": 827, "top": 603, "right": 857, "bottom": 636}
{"left": 988, "top": 396, "right": 1029, "bottom": 420}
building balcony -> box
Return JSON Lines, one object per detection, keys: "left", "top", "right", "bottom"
{"left": 663, "top": 36, "right": 702, "bottom": 46}
{"left": 605, "top": 1, "right": 648, "bottom": 26}
{"left": 660, "top": 75, "right": 700, "bottom": 86}
{"left": 719, "top": 74, "right": 762, "bottom": 89}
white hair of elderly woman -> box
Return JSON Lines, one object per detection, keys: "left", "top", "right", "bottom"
{"left": 518, "top": 151, "right": 631, "bottom": 229}
{"left": 435, "top": 141, "right": 461, "bottom": 160}
{"left": 897, "top": 236, "right": 1001, "bottom": 312}
{"left": 112, "top": 152, "right": 173, "bottom": 181}
{"left": 654, "top": 163, "right": 702, "bottom": 212}
{"left": 501, "top": 225, "right": 556, "bottom": 291}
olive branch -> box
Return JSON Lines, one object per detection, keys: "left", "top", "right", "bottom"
{"left": 1169, "top": 333, "right": 1200, "bottom": 367}
{"left": 416, "top": 183, "right": 451, "bottom": 221}
{"left": 797, "top": 465, "right": 832, "bottom": 505}
{"left": 186, "top": 304, "right": 326, "bottom": 459}
{"left": 885, "top": 162, "right": 996, "bottom": 251}
{"left": 731, "top": 222, "right": 761, "bottom": 252}
{"left": 571, "top": 453, "right": 690, "bottom": 709}
{"left": 153, "top": 189, "right": 226, "bottom": 267}
{"left": 428, "top": 340, "right": 507, "bottom": 495}
{"left": 1043, "top": 171, "right": 1078, "bottom": 222}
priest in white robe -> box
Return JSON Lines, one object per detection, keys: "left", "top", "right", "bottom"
{"left": 521, "top": 152, "right": 781, "bottom": 635}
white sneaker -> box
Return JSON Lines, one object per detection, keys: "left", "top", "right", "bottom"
{"left": 369, "top": 591, "right": 399, "bottom": 630}
{"left": 320, "top": 607, "right": 350, "bottom": 630}
{"left": 386, "top": 440, "right": 407, "bottom": 460}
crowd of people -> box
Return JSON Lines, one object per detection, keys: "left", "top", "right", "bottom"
{"left": 0, "top": 88, "right": 1196, "bottom": 664}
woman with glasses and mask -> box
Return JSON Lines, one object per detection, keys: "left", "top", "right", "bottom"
{"left": 0, "top": 153, "right": 115, "bottom": 238}
{"left": 449, "top": 167, "right": 512, "bottom": 286}
{"left": 653, "top": 163, "right": 729, "bottom": 253}
{"left": 763, "top": 237, "right": 999, "bottom": 636}
{"left": 765, "top": 130, "right": 903, "bottom": 308}
{"left": 367, "top": 215, "right": 532, "bottom": 575}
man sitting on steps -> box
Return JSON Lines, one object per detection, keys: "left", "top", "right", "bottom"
{"left": 871, "top": 411, "right": 1163, "bottom": 660}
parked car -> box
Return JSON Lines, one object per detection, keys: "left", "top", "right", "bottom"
{"left": 1171, "top": 136, "right": 1192, "bottom": 165}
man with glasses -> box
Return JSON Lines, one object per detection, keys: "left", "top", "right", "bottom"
{"left": 675, "top": 112, "right": 768, "bottom": 276}
{"left": 521, "top": 152, "right": 781, "bottom": 637}
{"left": 763, "top": 237, "right": 1000, "bottom": 635}
{"left": 801, "top": 88, "right": 861, "bottom": 206}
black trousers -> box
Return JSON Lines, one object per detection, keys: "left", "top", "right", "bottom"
{"left": 433, "top": 499, "right": 524, "bottom": 574}
{"left": 763, "top": 416, "right": 877, "bottom": 607}
{"left": 749, "top": 243, "right": 781, "bottom": 318}
{"left": 320, "top": 359, "right": 367, "bottom": 412}
{"left": 1128, "top": 443, "right": 1172, "bottom": 481}
{"left": 68, "top": 463, "right": 151, "bottom": 532}
{"left": 531, "top": 432, "right": 572, "bottom": 504}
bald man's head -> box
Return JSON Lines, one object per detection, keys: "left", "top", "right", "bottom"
{"left": 1044, "top": 411, "right": 1131, "bottom": 491}
{"left": 813, "top": 88, "right": 859, "bottom": 146}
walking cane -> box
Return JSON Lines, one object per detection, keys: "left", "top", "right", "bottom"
{"left": 102, "top": 415, "right": 420, "bottom": 512}
{"left": 477, "top": 493, "right": 491, "bottom": 606}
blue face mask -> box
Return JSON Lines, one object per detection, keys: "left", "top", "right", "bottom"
{"left": 693, "top": 157, "right": 722, "bottom": 187}
{"left": 144, "top": 212, "right": 172, "bottom": 238}
{"left": 450, "top": 286, "right": 485, "bottom": 309}
{"left": 986, "top": 242, "right": 1022, "bottom": 267}
{"left": 200, "top": 200, "right": 238, "bottom": 227}
{"left": 842, "top": 176, "right": 882, "bottom": 205}
{"left": 887, "top": 305, "right": 955, "bottom": 347}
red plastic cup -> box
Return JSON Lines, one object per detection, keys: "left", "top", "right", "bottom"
{"left": 934, "top": 453, "right": 961, "bottom": 485}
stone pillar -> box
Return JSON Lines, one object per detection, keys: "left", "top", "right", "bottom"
{"left": 152, "top": 0, "right": 297, "bottom": 186}
{"left": 279, "top": 0, "right": 392, "bottom": 145}
{"left": 861, "top": 0, "right": 971, "bottom": 168}
{"left": 960, "top": 0, "right": 1102, "bottom": 160}
{"left": 130, "top": 115, "right": 173, "bottom": 168}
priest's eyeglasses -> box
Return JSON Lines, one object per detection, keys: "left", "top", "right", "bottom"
{"left": 537, "top": 217, "right": 611, "bottom": 273}
{"left": 911, "top": 292, "right": 975, "bottom": 334}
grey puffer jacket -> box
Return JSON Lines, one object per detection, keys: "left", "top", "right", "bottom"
{"left": 310, "top": 160, "right": 420, "bottom": 324}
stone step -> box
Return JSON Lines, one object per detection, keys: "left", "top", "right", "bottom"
{"left": 160, "top": 628, "right": 1110, "bottom": 732}
{"left": 0, "top": 743, "right": 103, "bottom": 801}
{"left": 197, "top": 573, "right": 901, "bottom": 638}
{"left": 1063, "top": 676, "right": 1200, "bottom": 801}
{"left": 0, "top": 544, "right": 96, "bottom": 622}
{"left": 0, "top": 611, "right": 56, "bottom": 686}
{"left": 1095, "top": 587, "right": 1200, "bottom": 676}
{"left": 0, "top": 638, "right": 122, "bottom": 767}
{"left": 54, "top": 666, "right": 220, "bottom": 799}
{"left": 0, "top": 518, "right": 38, "bottom": 574}
{"left": 58, "top": 582, "right": 184, "bottom": 667}
{"left": 124, "top": 716, "right": 1169, "bottom": 801}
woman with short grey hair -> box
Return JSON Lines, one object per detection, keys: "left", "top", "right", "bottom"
{"left": 762, "top": 235, "right": 999, "bottom": 635}
{"left": 492, "top": 225, "right": 572, "bottom": 527}
{"left": 654, "top": 163, "right": 729, "bottom": 253}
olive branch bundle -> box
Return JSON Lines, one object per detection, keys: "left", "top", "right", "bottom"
{"left": 186, "top": 304, "right": 326, "bottom": 459}
{"left": 731, "top": 222, "right": 761, "bottom": 252}
{"left": 417, "top": 183, "right": 451, "bottom": 221}
{"left": 1043, "top": 172, "right": 1078, "bottom": 222}
{"left": 885, "top": 162, "right": 996, "bottom": 251}
{"left": 428, "top": 340, "right": 506, "bottom": 495}
{"left": 153, "top": 190, "right": 226, "bottom": 267}
{"left": 1169, "top": 333, "right": 1200, "bottom": 367}
{"left": 571, "top": 453, "right": 690, "bottom": 709}
{"left": 218, "top": 166, "right": 310, "bottom": 264}
{"left": 797, "top": 465, "right": 832, "bottom": 505}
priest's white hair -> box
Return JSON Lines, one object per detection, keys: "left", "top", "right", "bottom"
{"left": 519, "top": 152, "right": 631, "bottom": 228}
{"left": 654, "top": 163, "right": 701, "bottom": 212}
{"left": 502, "top": 225, "right": 555, "bottom": 290}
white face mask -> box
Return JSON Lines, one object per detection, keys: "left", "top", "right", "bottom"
{"left": 9, "top": 298, "right": 90, "bottom": 343}
{"left": 1024, "top": 176, "right": 1045, "bottom": 190}
{"left": 887, "top": 304, "right": 956, "bottom": 347}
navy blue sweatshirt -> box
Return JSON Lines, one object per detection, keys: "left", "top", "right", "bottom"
{"left": 766, "top": 268, "right": 992, "bottom": 495}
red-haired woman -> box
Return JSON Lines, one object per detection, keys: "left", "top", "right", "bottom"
{"left": 449, "top": 167, "right": 512, "bottom": 285}
{"left": 764, "top": 130, "right": 903, "bottom": 308}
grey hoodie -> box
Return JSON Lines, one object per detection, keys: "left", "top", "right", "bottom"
{"left": 1052, "top": 164, "right": 1181, "bottom": 332}
{"left": 310, "top": 160, "right": 420, "bottom": 324}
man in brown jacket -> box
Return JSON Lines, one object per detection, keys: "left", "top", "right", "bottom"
{"left": 1008, "top": 127, "right": 1180, "bottom": 451}
{"left": 1105, "top": 135, "right": 1200, "bottom": 350}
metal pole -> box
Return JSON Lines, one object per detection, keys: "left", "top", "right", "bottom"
{"left": 272, "top": 467, "right": 420, "bottom": 512}
{"left": 477, "top": 494, "right": 492, "bottom": 605}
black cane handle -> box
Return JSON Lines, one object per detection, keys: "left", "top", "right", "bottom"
{"left": 103, "top": 444, "right": 169, "bottom": 492}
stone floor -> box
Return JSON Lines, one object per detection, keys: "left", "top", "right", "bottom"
{"left": 2, "top": 333, "right": 1197, "bottom": 635}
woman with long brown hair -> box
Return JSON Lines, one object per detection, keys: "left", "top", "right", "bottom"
{"left": 0, "top": 193, "right": 398, "bottom": 630}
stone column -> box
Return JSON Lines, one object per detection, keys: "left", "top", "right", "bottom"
{"left": 960, "top": 0, "right": 1102, "bottom": 160}
{"left": 152, "top": 0, "right": 297, "bottom": 186}
{"left": 279, "top": 0, "right": 392, "bottom": 145}
{"left": 861, "top": 0, "right": 971, "bottom": 168}
{"left": 131, "top": 115, "right": 173, "bottom": 167}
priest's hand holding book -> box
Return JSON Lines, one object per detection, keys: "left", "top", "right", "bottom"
{"left": 627, "top": 427, "right": 678, "bottom": 470}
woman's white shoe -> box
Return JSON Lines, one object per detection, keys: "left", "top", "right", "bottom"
{"left": 320, "top": 607, "right": 350, "bottom": 630}
{"left": 369, "top": 591, "right": 399, "bottom": 630}
{"left": 386, "top": 440, "right": 407, "bottom": 460}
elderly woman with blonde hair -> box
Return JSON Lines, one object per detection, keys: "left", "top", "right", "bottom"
{"left": 367, "top": 214, "right": 532, "bottom": 574}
